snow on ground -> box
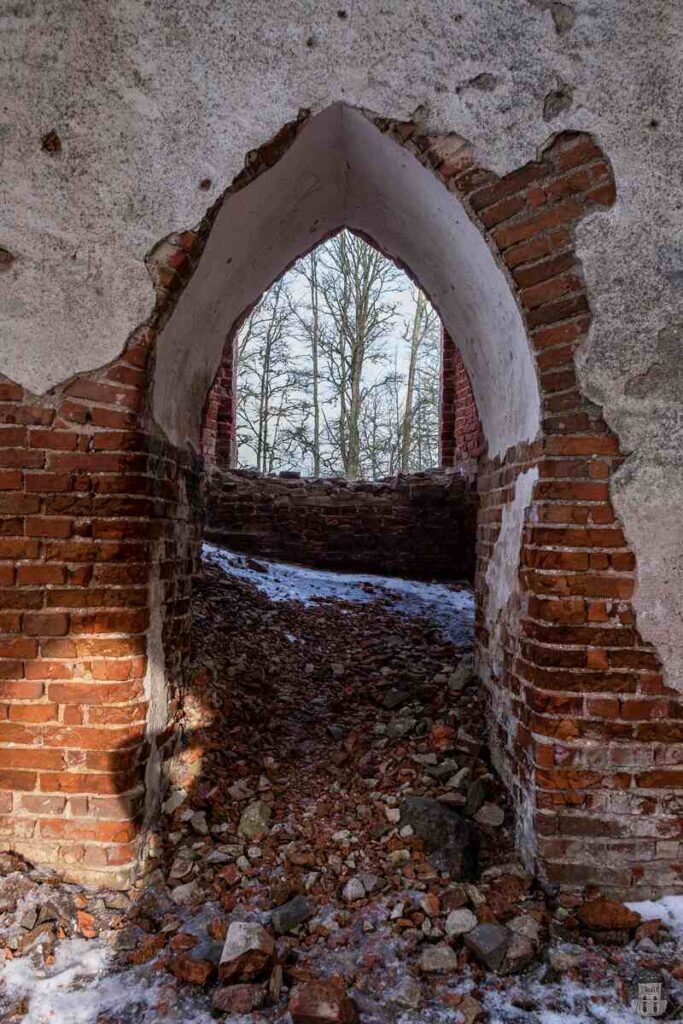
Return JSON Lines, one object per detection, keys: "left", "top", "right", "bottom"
{"left": 2, "top": 919, "right": 682, "bottom": 1024}
{"left": 0, "top": 935, "right": 215, "bottom": 1024}
{"left": 203, "top": 544, "right": 475, "bottom": 648}
{"left": 627, "top": 895, "right": 683, "bottom": 936}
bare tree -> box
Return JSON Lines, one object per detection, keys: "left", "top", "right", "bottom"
{"left": 317, "top": 231, "right": 401, "bottom": 479}
{"left": 410, "top": 327, "right": 441, "bottom": 471}
{"left": 290, "top": 249, "right": 323, "bottom": 476}
{"left": 399, "top": 286, "right": 440, "bottom": 471}
{"left": 234, "top": 231, "right": 442, "bottom": 481}
{"left": 236, "top": 279, "right": 303, "bottom": 472}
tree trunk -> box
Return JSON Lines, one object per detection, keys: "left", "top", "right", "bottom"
{"left": 400, "top": 290, "right": 426, "bottom": 471}
{"left": 309, "top": 250, "right": 321, "bottom": 477}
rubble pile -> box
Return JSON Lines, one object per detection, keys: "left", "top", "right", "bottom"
{"left": 0, "top": 550, "right": 680, "bottom": 1022}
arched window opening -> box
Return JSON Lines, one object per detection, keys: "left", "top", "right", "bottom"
{"left": 234, "top": 230, "right": 441, "bottom": 480}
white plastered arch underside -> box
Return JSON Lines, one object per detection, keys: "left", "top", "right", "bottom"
{"left": 153, "top": 103, "right": 540, "bottom": 459}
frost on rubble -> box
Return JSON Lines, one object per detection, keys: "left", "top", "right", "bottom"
{"left": 203, "top": 543, "right": 475, "bottom": 648}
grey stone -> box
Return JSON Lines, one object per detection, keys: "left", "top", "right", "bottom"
{"left": 170, "top": 881, "right": 199, "bottom": 906}
{"left": 501, "top": 933, "right": 536, "bottom": 974}
{"left": 162, "top": 789, "right": 187, "bottom": 814}
{"left": 103, "top": 892, "right": 130, "bottom": 911}
{"left": 382, "top": 687, "right": 410, "bottom": 709}
{"left": 448, "top": 658, "right": 474, "bottom": 693}
{"left": 419, "top": 943, "right": 459, "bottom": 974}
{"left": 219, "top": 921, "right": 275, "bottom": 982}
{"left": 387, "top": 716, "right": 417, "bottom": 738}
{"left": 445, "top": 908, "right": 478, "bottom": 936}
{"left": 507, "top": 914, "right": 542, "bottom": 946}
{"left": 427, "top": 758, "right": 460, "bottom": 781}
{"left": 206, "top": 849, "right": 231, "bottom": 864}
{"left": 474, "top": 802, "right": 505, "bottom": 828}
{"left": 446, "top": 767, "right": 471, "bottom": 790}
{"left": 190, "top": 810, "right": 209, "bottom": 835}
{"left": 19, "top": 905, "right": 39, "bottom": 931}
{"left": 114, "top": 927, "right": 138, "bottom": 951}
{"left": 169, "top": 853, "right": 195, "bottom": 881}
{"left": 36, "top": 901, "right": 63, "bottom": 926}
{"left": 458, "top": 994, "right": 487, "bottom": 1023}
{"left": 464, "top": 923, "right": 512, "bottom": 973}
{"left": 238, "top": 800, "right": 272, "bottom": 839}
{"left": 271, "top": 894, "right": 315, "bottom": 934}
{"left": 357, "top": 872, "right": 381, "bottom": 894}
{"left": 464, "top": 776, "right": 492, "bottom": 817}
{"left": 341, "top": 877, "right": 366, "bottom": 903}
{"left": 548, "top": 948, "right": 583, "bottom": 972}
{"left": 228, "top": 779, "right": 255, "bottom": 801}
{"left": 400, "top": 796, "right": 479, "bottom": 879}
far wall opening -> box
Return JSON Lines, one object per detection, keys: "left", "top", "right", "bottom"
{"left": 201, "top": 231, "right": 483, "bottom": 480}
{"left": 199, "top": 231, "right": 483, "bottom": 581}
{"left": 234, "top": 229, "right": 441, "bottom": 481}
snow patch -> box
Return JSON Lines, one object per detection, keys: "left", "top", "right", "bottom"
{"left": 203, "top": 543, "right": 475, "bottom": 647}
{"left": 626, "top": 895, "right": 683, "bottom": 938}
{"left": 0, "top": 936, "right": 214, "bottom": 1024}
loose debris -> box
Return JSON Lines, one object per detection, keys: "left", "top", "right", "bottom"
{"left": 0, "top": 549, "right": 681, "bottom": 1022}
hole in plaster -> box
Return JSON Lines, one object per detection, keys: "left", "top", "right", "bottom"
{"left": 152, "top": 103, "right": 540, "bottom": 463}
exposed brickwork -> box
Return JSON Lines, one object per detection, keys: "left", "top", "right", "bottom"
{"left": 201, "top": 332, "right": 237, "bottom": 469}
{"left": 378, "top": 122, "right": 681, "bottom": 896}
{"left": 205, "top": 468, "right": 478, "bottom": 582}
{"left": 0, "top": 237, "right": 206, "bottom": 886}
{"left": 441, "top": 331, "right": 483, "bottom": 465}
{"left": 0, "top": 111, "right": 313, "bottom": 886}
{"left": 0, "top": 113, "right": 679, "bottom": 895}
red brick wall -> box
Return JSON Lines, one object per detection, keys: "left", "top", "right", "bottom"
{"left": 417, "top": 127, "right": 682, "bottom": 896}
{"left": 441, "top": 332, "right": 483, "bottom": 465}
{"left": 0, "top": 113, "right": 679, "bottom": 895}
{"left": 201, "top": 333, "right": 236, "bottom": 469}
{"left": 0, "top": 227, "right": 207, "bottom": 887}
{"left": 205, "top": 468, "right": 478, "bottom": 582}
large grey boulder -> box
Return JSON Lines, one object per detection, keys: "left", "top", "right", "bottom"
{"left": 399, "top": 796, "right": 479, "bottom": 879}
{"left": 238, "top": 800, "right": 272, "bottom": 839}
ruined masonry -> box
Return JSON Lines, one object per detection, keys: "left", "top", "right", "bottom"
{"left": 0, "top": 6, "right": 681, "bottom": 901}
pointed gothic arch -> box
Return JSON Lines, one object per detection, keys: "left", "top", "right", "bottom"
{"left": 0, "top": 104, "right": 679, "bottom": 897}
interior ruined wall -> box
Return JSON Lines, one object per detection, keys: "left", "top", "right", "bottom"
{"left": 205, "top": 468, "right": 478, "bottom": 583}
{"left": 201, "top": 332, "right": 237, "bottom": 470}
{"left": 441, "top": 333, "right": 484, "bottom": 466}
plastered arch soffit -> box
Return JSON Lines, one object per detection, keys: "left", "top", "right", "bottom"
{"left": 151, "top": 103, "right": 541, "bottom": 461}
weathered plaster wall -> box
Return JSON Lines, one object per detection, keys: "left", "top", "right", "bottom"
{"left": 1, "top": 1, "right": 682, "bottom": 681}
